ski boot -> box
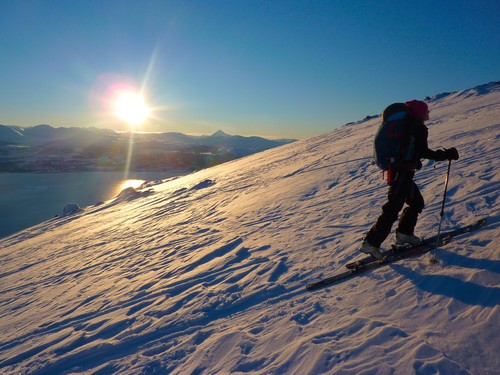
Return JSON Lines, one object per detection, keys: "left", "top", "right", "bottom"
{"left": 359, "top": 240, "right": 384, "bottom": 260}
{"left": 395, "top": 232, "right": 421, "bottom": 248}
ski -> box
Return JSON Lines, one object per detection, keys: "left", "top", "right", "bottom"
{"left": 345, "top": 218, "right": 487, "bottom": 270}
{"left": 306, "top": 241, "right": 444, "bottom": 291}
{"left": 306, "top": 218, "right": 487, "bottom": 291}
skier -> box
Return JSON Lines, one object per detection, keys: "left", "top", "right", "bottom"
{"left": 360, "top": 100, "right": 459, "bottom": 259}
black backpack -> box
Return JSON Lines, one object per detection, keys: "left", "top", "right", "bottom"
{"left": 373, "top": 103, "right": 416, "bottom": 171}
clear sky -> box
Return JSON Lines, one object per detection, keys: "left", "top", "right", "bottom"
{"left": 1, "top": 1, "right": 498, "bottom": 139}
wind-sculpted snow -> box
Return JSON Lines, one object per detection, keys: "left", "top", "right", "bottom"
{"left": 1, "top": 83, "right": 499, "bottom": 374}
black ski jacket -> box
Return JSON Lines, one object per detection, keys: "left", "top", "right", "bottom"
{"left": 409, "top": 119, "right": 448, "bottom": 169}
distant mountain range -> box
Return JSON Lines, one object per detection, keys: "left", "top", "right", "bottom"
{"left": 0, "top": 125, "right": 296, "bottom": 148}
{"left": 0, "top": 125, "right": 297, "bottom": 173}
{"left": 0, "top": 124, "right": 118, "bottom": 148}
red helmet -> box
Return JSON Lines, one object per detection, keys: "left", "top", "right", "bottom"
{"left": 405, "top": 100, "right": 429, "bottom": 120}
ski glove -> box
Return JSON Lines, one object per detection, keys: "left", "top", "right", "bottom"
{"left": 444, "top": 147, "right": 459, "bottom": 160}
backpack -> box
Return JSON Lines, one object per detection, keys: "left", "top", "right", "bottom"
{"left": 373, "top": 103, "right": 416, "bottom": 173}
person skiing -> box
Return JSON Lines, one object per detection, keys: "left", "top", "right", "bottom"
{"left": 360, "top": 100, "right": 459, "bottom": 259}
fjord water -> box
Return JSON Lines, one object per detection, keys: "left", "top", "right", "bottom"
{"left": 0, "top": 171, "right": 187, "bottom": 238}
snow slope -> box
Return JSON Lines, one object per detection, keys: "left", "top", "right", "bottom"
{"left": 1, "top": 82, "right": 499, "bottom": 374}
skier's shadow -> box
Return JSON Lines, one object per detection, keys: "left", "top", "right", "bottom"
{"left": 439, "top": 249, "right": 500, "bottom": 274}
{"left": 390, "top": 252, "right": 500, "bottom": 307}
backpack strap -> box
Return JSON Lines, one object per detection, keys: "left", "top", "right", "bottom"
{"left": 382, "top": 161, "right": 395, "bottom": 185}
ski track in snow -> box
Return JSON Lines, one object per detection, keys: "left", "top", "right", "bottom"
{"left": 1, "top": 82, "right": 499, "bottom": 374}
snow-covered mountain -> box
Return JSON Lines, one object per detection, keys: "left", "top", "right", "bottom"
{"left": 0, "top": 126, "right": 296, "bottom": 172}
{"left": 0, "top": 124, "right": 118, "bottom": 145}
{"left": 0, "top": 124, "right": 295, "bottom": 150}
{"left": 1, "top": 82, "right": 499, "bottom": 374}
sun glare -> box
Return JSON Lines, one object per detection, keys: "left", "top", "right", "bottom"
{"left": 113, "top": 91, "right": 150, "bottom": 127}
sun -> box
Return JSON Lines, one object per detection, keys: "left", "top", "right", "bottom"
{"left": 113, "top": 90, "right": 150, "bottom": 127}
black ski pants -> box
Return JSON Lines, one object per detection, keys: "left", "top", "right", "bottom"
{"left": 365, "top": 169, "right": 424, "bottom": 247}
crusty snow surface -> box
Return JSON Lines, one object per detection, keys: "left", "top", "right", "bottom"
{"left": 1, "top": 83, "right": 499, "bottom": 374}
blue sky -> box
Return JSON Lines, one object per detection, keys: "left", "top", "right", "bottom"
{"left": 0, "top": 1, "right": 498, "bottom": 139}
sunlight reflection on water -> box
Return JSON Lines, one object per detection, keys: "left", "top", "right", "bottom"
{"left": 0, "top": 171, "right": 189, "bottom": 238}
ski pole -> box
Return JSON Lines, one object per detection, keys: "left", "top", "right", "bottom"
{"left": 430, "top": 159, "right": 452, "bottom": 262}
